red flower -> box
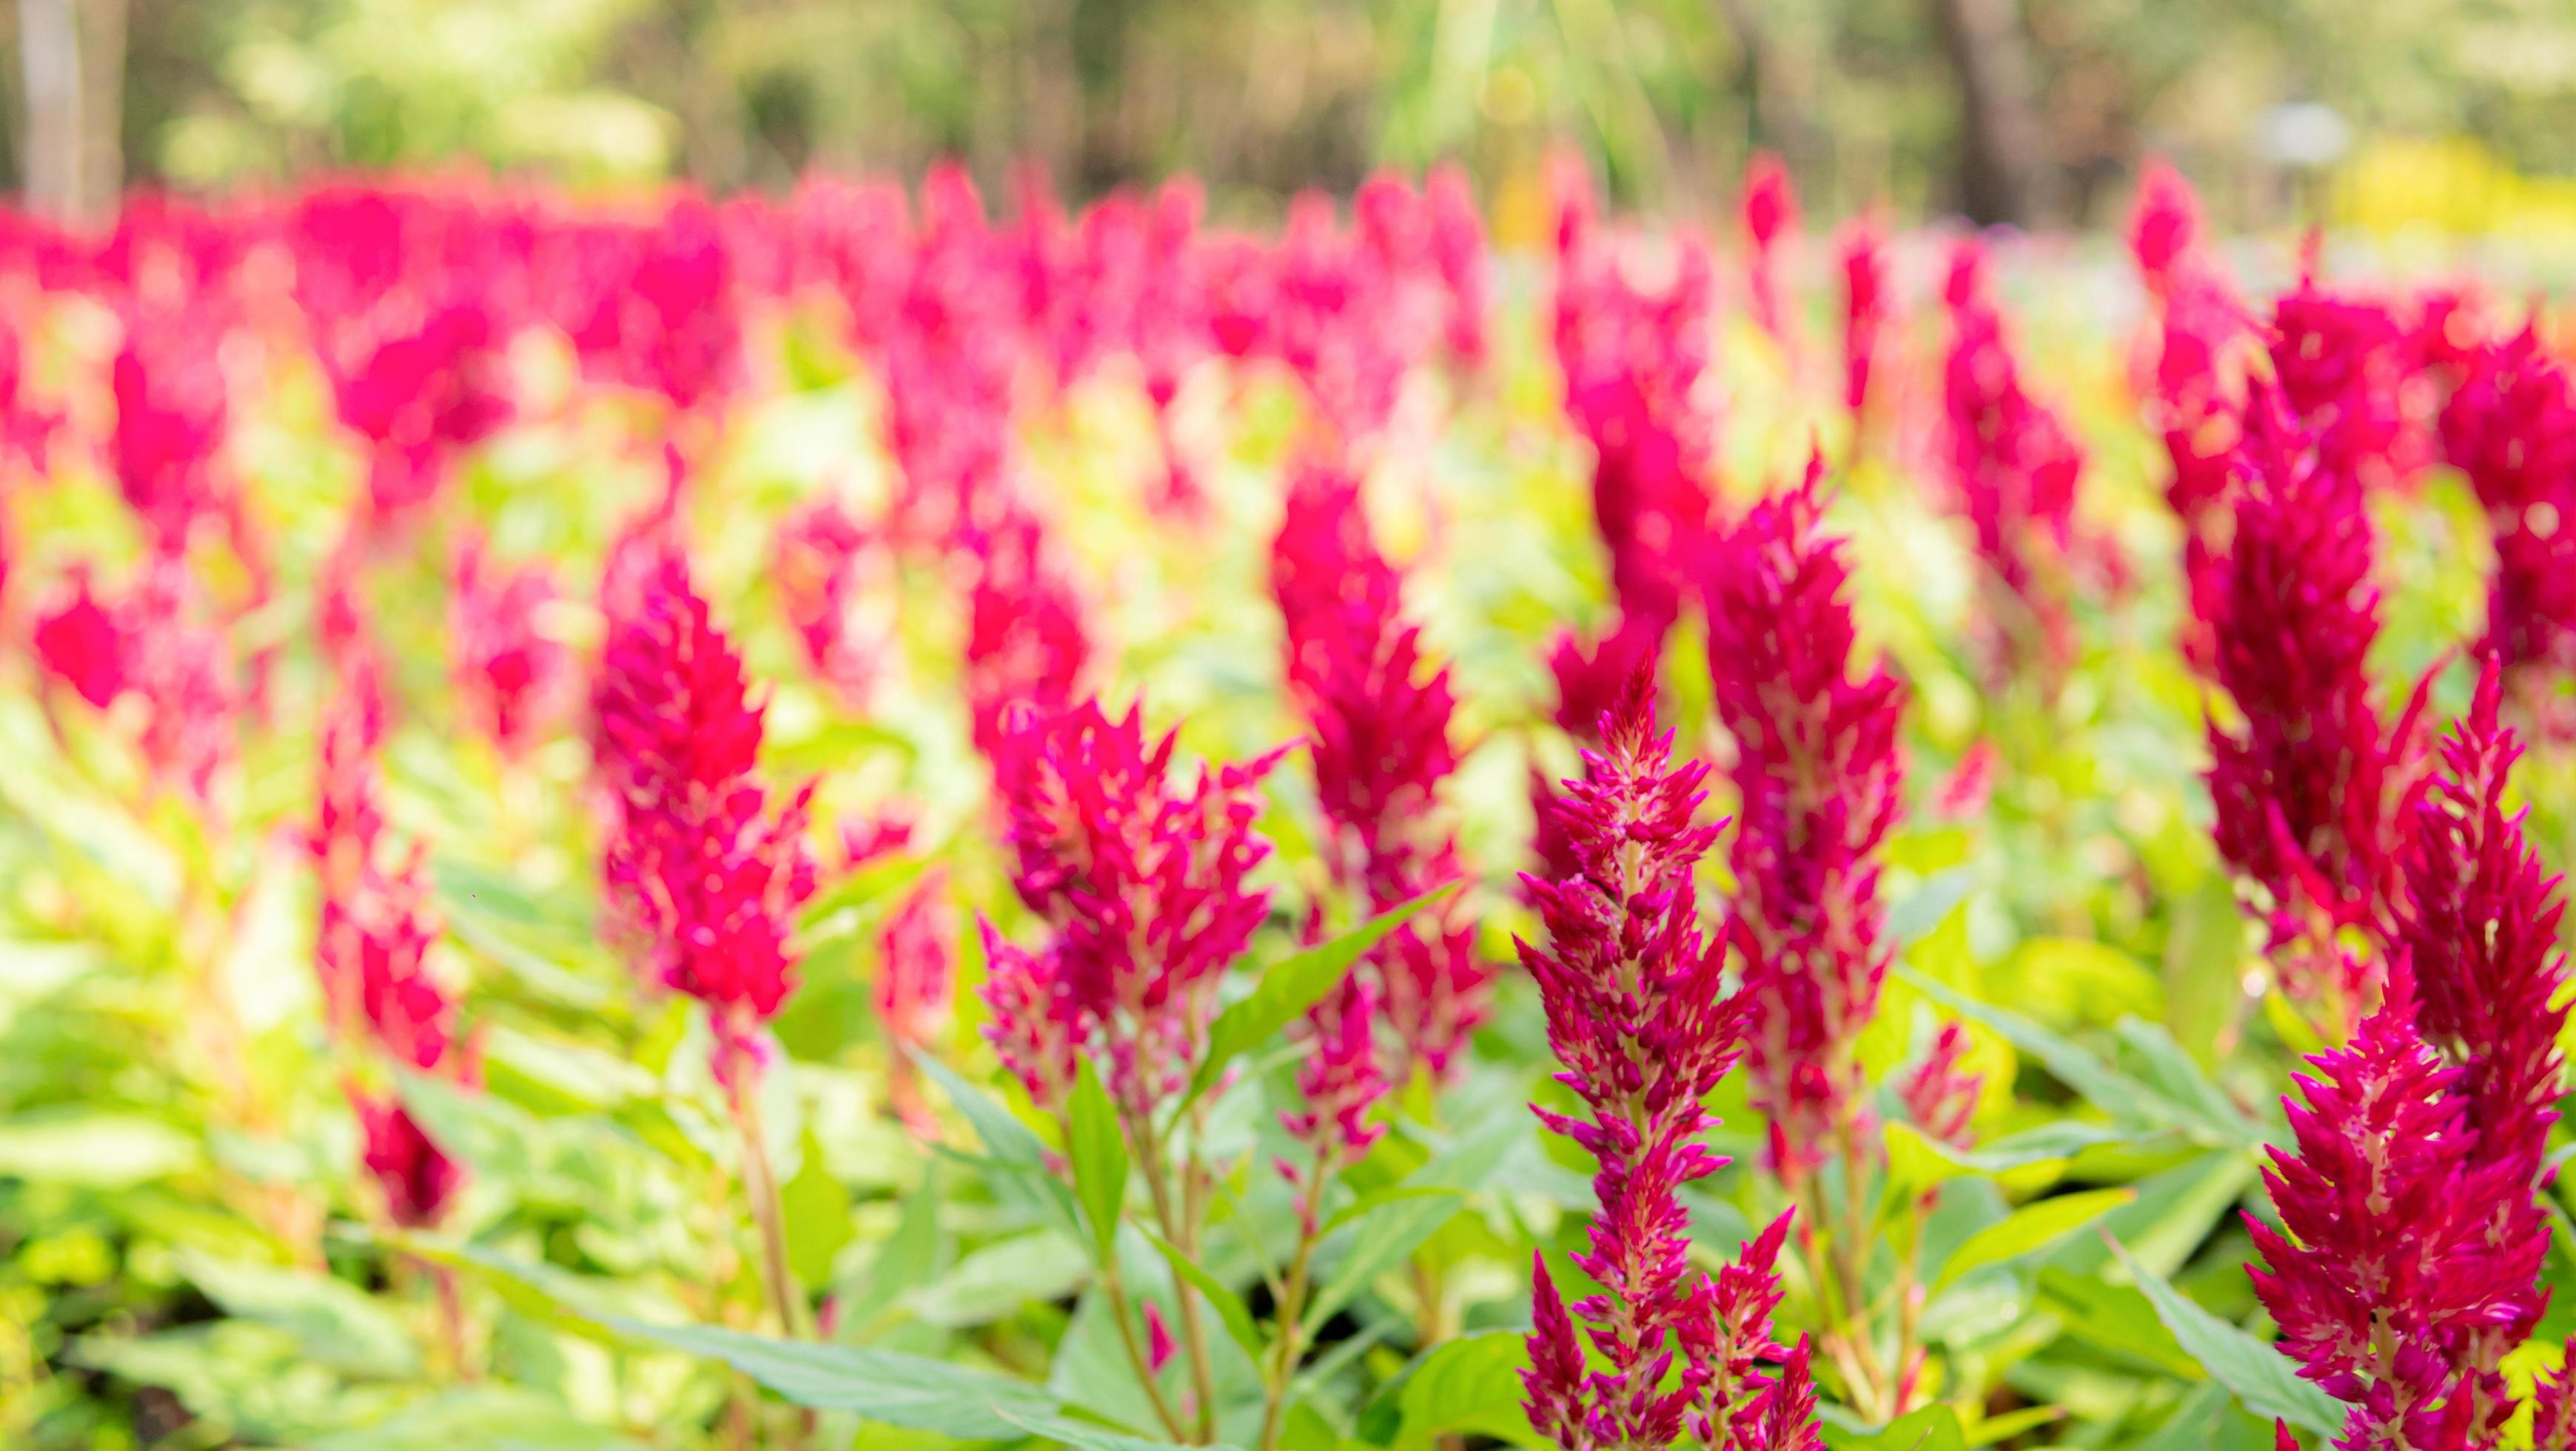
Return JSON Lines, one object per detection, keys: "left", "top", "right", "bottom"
{"left": 449, "top": 536, "right": 568, "bottom": 758}
{"left": 34, "top": 567, "right": 127, "bottom": 709}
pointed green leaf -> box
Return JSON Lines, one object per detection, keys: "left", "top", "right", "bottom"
{"left": 2107, "top": 1236, "right": 2343, "bottom": 1436}
{"left": 1068, "top": 1059, "right": 1130, "bottom": 1256}
{"left": 1931, "top": 1187, "right": 2134, "bottom": 1292}
{"left": 1188, "top": 885, "right": 1458, "bottom": 1104}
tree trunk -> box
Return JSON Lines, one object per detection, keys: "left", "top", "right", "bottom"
{"left": 78, "top": 0, "right": 124, "bottom": 215}
{"left": 1928, "top": 0, "right": 2057, "bottom": 227}
{"left": 20, "top": 0, "right": 81, "bottom": 220}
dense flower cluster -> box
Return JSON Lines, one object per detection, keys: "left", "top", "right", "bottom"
{"left": 1517, "top": 677, "right": 1816, "bottom": 1451}
{"left": 2269, "top": 275, "right": 2421, "bottom": 497}
{"left": 448, "top": 535, "right": 569, "bottom": 759}
{"left": 981, "top": 696, "right": 1285, "bottom": 1114}
{"left": 1270, "top": 455, "right": 1489, "bottom": 1083}
{"left": 2201, "top": 385, "right": 2427, "bottom": 1011}
{"left": 1701, "top": 461, "right": 1906, "bottom": 1184}
{"left": 2440, "top": 326, "right": 2576, "bottom": 719}
{"left": 592, "top": 550, "right": 818, "bottom": 1075}
{"left": 1939, "top": 240, "right": 2090, "bottom": 686}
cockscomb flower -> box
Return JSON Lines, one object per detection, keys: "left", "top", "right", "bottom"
{"left": 962, "top": 508, "right": 1094, "bottom": 760}
{"left": 1899, "top": 1024, "right": 1982, "bottom": 1153}
{"left": 1517, "top": 675, "right": 1805, "bottom": 1451}
{"left": 34, "top": 566, "right": 127, "bottom": 709}
{"left": 2395, "top": 661, "right": 2570, "bottom": 1187}
{"left": 1836, "top": 217, "right": 1890, "bottom": 425}
{"left": 1740, "top": 153, "right": 1799, "bottom": 349}
{"left": 2270, "top": 277, "right": 2419, "bottom": 496}
{"left": 1940, "top": 240, "right": 2090, "bottom": 686}
{"left": 2532, "top": 1347, "right": 2576, "bottom": 1451}
{"left": 594, "top": 551, "right": 817, "bottom": 1073}
{"left": 982, "top": 696, "right": 1285, "bottom": 1113}
{"left": 2126, "top": 160, "right": 2204, "bottom": 303}
{"left": 1702, "top": 461, "right": 1906, "bottom": 1183}
{"left": 1425, "top": 164, "right": 1489, "bottom": 371}
{"left": 1278, "top": 975, "right": 1387, "bottom": 1232}
{"left": 41, "top": 557, "right": 242, "bottom": 802}
{"left": 329, "top": 296, "right": 512, "bottom": 520}
{"left": 563, "top": 193, "right": 743, "bottom": 420}
{"left": 1270, "top": 456, "right": 1490, "bottom": 1081}
{"left": 2204, "top": 384, "right": 2428, "bottom": 1009}
{"left": 112, "top": 308, "right": 229, "bottom": 557}
{"left": 876, "top": 872, "right": 954, "bottom": 1136}
{"left": 774, "top": 497, "right": 888, "bottom": 707}
{"left": 2246, "top": 969, "right": 2547, "bottom": 1449}
{"left": 449, "top": 536, "right": 568, "bottom": 759}
{"left": 2439, "top": 327, "right": 2576, "bottom": 710}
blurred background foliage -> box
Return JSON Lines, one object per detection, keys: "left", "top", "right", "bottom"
{"left": 8, "top": 0, "right": 2576, "bottom": 235}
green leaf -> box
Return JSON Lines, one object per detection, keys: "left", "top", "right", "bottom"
{"left": 1932, "top": 1187, "right": 2135, "bottom": 1292}
{"left": 1885, "top": 1120, "right": 2132, "bottom": 1196}
{"left": 1321, "top": 1184, "right": 1469, "bottom": 1237}
{"left": 902, "top": 1231, "right": 1091, "bottom": 1329}
{"left": 605, "top": 1316, "right": 1064, "bottom": 1438}
{"left": 2107, "top": 1236, "right": 2343, "bottom": 1436}
{"left": 1821, "top": 1404, "right": 1968, "bottom": 1450}
{"left": 914, "top": 1051, "right": 1081, "bottom": 1236}
{"left": 1187, "top": 885, "right": 1458, "bottom": 1104}
{"left": 833, "top": 1161, "right": 950, "bottom": 1335}
{"left": 780, "top": 1127, "right": 853, "bottom": 1291}
{"left": 1136, "top": 1224, "right": 1264, "bottom": 1365}
{"left": 1069, "top": 1059, "right": 1130, "bottom": 1256}
{"left": 0, "top": 1112, "right": 199, "bottom": 1187}
{"left": 302, "top": 1388, "right": 654, "bottom": 1450}
{"left": 1355, "top": 1330, "right": 1542, "bottom": 1448}
{"left": 1306, "top": 1111, "right": 1523, "bottom": 1330}
{"left": 2034, "top": 1268, "right": 2201, "bottom": 1378}
{"left": 175, "top": 1250, "right": 421, "bottom": 1379}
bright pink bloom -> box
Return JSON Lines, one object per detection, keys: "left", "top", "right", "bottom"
{"left": 594, "top": 552, "right": 816, "bottom": 1065}
{"left": 774, "top": 498, "right": 887, "bottom": 706}
{"left": 1278, "top": 975, "right": 1387, "bottom": 1232}
{"left": 560, "top": 193, "right": 742, "bottom": 418}
{"left": 982, "top": 697, "right": 1285, "bottom": 1113}
{"left": 2126, "top": 160, "right": 2204, "bottom": 301}
{"left": 1740, "top": 153, "right": 1799, "bottom": 347}
{"left": 1702, "top": 463, "right": 1906, "bottom": 1182}
{"left": 1425, "top": 164, "right": 1489, "bottom": 370}
{"left": 2270, "top": 277, "right": 2421, "bottom": 496}
{"left": 449, "top": 536, "right": 568, "bottom": 758}
{"left": 2440, "top": 327, "right": 2576, "bottom": 711}
{"left": 1144, "top": 1302, "right": 1176, "bottom": 1374}
{"left": 2247, "top": 970, "right": 2547, "bottom": 1449}
{"left": 2534, "top": 1348, "right": 2576, "bottom": 1451}
{"left": 1517, "top": 676, "right": 1803, "bottom": 1451}
{"left": 1836, "top": 218, "right": 1890, "bottom": 423}
{"left": 1940, "top": 241, "right": 2090, "bottom": 685}
{"left": 112, "top": 309, "right": 229, "bottom": 556}
{"left": 1271, "top": 457, "right": 1489, "bottom": 1080}
{"left": 34, "top": 567, "right": 127, "bottom": 709}
{"left": 1900, "top": 1024, "right": 1982, "bottom": 1152}
{"left": 2204, "top": 385, "right": 2428, "bottom": 1002}
{"left": 876, "top": 872, "right": 953, "bottom": 1135}
{"left": 962, "top": 509, "right": 1094, "bottom": 760}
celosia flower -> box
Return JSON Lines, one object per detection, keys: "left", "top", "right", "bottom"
{"left": 1740, "top": 153, "right": 1799, "bottom": 349}
{"left": 1940, "top": 241, "right": 2090, "bottom": 686}
{"left": 563, "top": 193, "right": 742, "bottom": 419}
{"left": 1836, "top": 218, "right": 1890, "bottom": 425}
{"left": 2126, "top": 160, "right": 2204, "bottom": 303}
{"left": 2439, "top": 327, "right": 2576, "bottom": 711}
{"left": 2204, "top": 384, "right": 2428, "bottom": 1007}
{"left": 876, "top": 872, "right": 953, "bottom": 1136}
{"left": 1899, "top": 1024, "right": 1982, "bottom": 1153}
{"left": 112, "top": 307, "right": 229, "bottom": 557}
{"left": 2533, "top": 1348, "right": 2576, "bottom": 1451}
{"left": 962, "top": 508, "right": 1094, "bottom": 760}
{"left": 2246, "top": 968, "right": 2547, "bottom": 1449}
{"left": 982, "top": 696, "right": 1285, "bottom": 1113}
{"left": 1702, "top": 462, "right": 1906, "bottom": 1183}
{"left": 449, "top": 536, "right": 568, "bottom": 759}
{"left": 1425, "top": 164, "right": 1489, "bottom": 371}
{"left": 1271, "top": 456, "right": 1490, "bottom": 1081}
{"left": 1277, "top": 975, "right": 1387, "bottom": 1232}
{"left": 774, "top": 497, "right": 887, "bottom": 706}
{"left": 34, "top": 566, "right": 127, "bottom": 709}
{"left": 2270, "top": 277, "right": 2420, "bottom": 496}
{"left": 593, "top": 551, "right": 817, "bottom": 1073}
{"left": 2395, "top": 660, "right": 2569, "bottom": 1191}
{"left": 331, "top": 298, "right": 512, "bottom": 519}
{"left": 43, "top": 557, "right": 241, "bottom": 801}
{"left": 1517, "top": 675, "right": 1805, "bottom": 1451}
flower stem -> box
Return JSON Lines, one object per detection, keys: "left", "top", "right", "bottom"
{"left": 724, "top": 1045, "right": 811, "bottom": 1341}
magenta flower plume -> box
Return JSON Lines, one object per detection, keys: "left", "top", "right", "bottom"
{"left": 2440, "top": 327, "right": 2576, "bottom": 708}
{"left": 876, "top": 872, "right": 954, "bottom": 1136}
{"left": 1517, "top": 675, "right": 1805, "bottom": 1451}
{"left": 563, "top": 192, "right": 742, "bottom": 420}
{"left": 981, "top": 696, "right": 1286, "bottom": 1114}
{"left": 1899, "top": 1024, "right": 1982, "bottom": 1153}
{"left": 2204, "top": 384, "right": 2427, "bottom": 1006}
{"left": 2534, "top": 1346, "right": 2576, "bottom": 1451}
{"left": 34, "top": 566, "right": 127, "bottom": 710}
{"left": 38, "top": 557, "right": 241, "bottom": 801}
{"left": 1740, "top": 153, "right": 1799, "bottom": 349}
{"left": 1702, "top": 458, "right": 1906, "bottom": 1183}
{"left": 2395, "top": 661, "right": 2570, "bottom": 1190}
{"left": 449, "top": 535, "right": 568, "bottom": 759}
{"left": 1425, "top": 164, "right": 1490, "bottom": 370}
{"left": 774, "top": 497, "right": 888, "bottom": 707}
{"left": 112, "top": 307, "right": 230, "bottom": 557}
{"left": 1278, "top": 975, "right": 1388, "bottom": 1232}
{"left": 1836, "top": 218, "right": 1890, "bottom": 424}
{"left": 2270, "top": 278, "right": 2419, "bottom": 496}
{"left": 593, "top": 551, "right": 817, "bottom": 1074}
{"left": 2246, "top": 969, "right": 2548, "bottom": 1449}
{"left": 2126, "top": 160, "right": 2204, "bottom": 303}
{"left": 1269, "top": 456, "right": 1490, "bottom": 1077}
{"left": 962, "top": 507, "right": 1094, "bottom": 760}
{"left": 1940, "top": 241, "right": 2090, "bottom": 686}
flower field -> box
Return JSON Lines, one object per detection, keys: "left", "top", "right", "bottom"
{"left": 1, "top": 159, "right": 2572, "bottom": 1451}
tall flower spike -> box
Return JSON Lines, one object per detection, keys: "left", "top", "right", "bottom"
{"left": 1517, "top": 675, "right": 1802, "bottom": 1451}
{"left": 450, "top": 535, "right": 568, "bottom": 760}
{"left": 2440, "top": 327, "right": 2576, "bottom": 713}
{"left": 1740, "top": 153, "right": 1799, "bottom": 350}
{"left": 985, "top": 696, "right": 1285, "bottom": 1113}
{"left": 1270, "top": 455, "right": 1489, "bottom": 1080}
{"left": 2204, "top": 383, "right": 2427, "bottom": 1011}
{"left": 1836, "top": 217, "right": 1889, "bottom": 426}
{"left": 594, "top": 551, "right": 816, "bottom": 1075}
{"left": 1703, "top": 456, "right": 1907, "bottom": 1184}
{"left": 2246, "top": 969, "right": 2547, "bottom": 1450}
{"left": 876, "top": 872, "right": 954, "bottom": 1136}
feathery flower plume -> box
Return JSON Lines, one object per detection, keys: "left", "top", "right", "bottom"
{"left": 1277, "top": 975, "right": 1388, "bottom": 1232}
{"left": 2204, "top": 384, "right": 2428, "bottom": 1013}
{"left": 2126, "top": 160, "right": 2204, "bottom": 304}
{"left": 774, "top": 497, "right": 890, "bottom": 707}
{"left": 2270, "top": 277, "right": 2419, "bottom": 497}
{"left": 1740, "top": 153, "right": 1799, "bottom": 349}
{"left": 112, "top": 307, "right": 231, "bottom": 557}
{"left": 1836, "top": 217, "right": 1890, "bottom": 428}
{"left": 1940, "top": 240, "right": 2090, "bottom": 687}
{"left": 592, "top": 550, "right": 817, "bottom": 1077}
{"left": 1517, "top": 675, "right": 1806, "bottom": 1451}
{"left": 1702, "top": 458, "right": 1906, "bottom": 1183}
{"left": 876, "top": 872, "right": 954, "bottom": 1136}
{"left": 449, "top": 536, "right": 568, "bottom": 760}
{"left": 981, "top": 696, "right": 1285, "bottom": 1115}
{"left": 1425, "top": 164, "right": 1490, "bottom": 371}
{"left": 1270, "top": 456, "right": 1489, "bottom": 1080}
{"left": 2440, "top": 327, "right": 2576, "bottom": 717}
{"left": 962, "top": 506, "right": 1094, "bottom": 760}
{"left": 2246, "top": 968, "right": 2546, "bottom": 1449}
